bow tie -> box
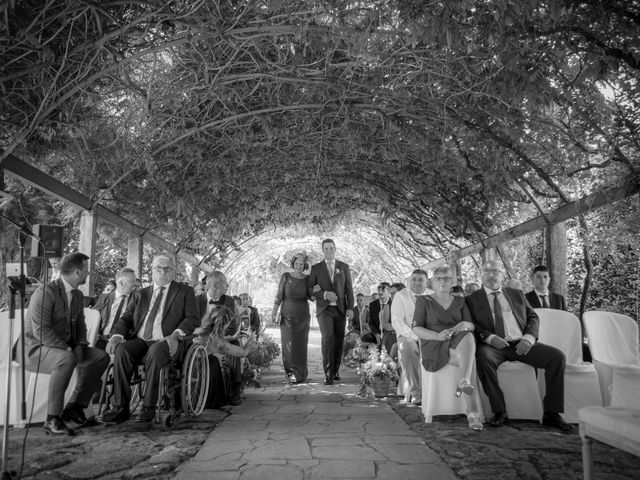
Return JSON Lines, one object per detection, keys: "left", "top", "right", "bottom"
{"left": 209, "top": 299, "right": 216, "bottom": 305}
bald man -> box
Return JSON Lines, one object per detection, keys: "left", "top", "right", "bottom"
{"left": 466, "top": 260, "right": 571, "bottom": 431}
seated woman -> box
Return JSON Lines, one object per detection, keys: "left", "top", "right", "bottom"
{"left": 193, "top": 305, "right": 256, "bottom": 408}
{"left": 412, "top": 265, "right": 482, "bottom": 431}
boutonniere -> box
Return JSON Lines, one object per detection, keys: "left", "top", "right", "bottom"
{"left": 335, "top": 268, "right": 342, "bottom": 275}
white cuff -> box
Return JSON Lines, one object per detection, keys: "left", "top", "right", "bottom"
{"left": 522, "top": 334, "right": 536, "bottom": 346}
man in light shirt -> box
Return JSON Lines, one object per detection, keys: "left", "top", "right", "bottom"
{"left": 100, "top": 255, "right": 199, "bottom": 424}
{"left": 466, "top": 260, "right": 571, "bottom": 431}
{"left": 391, "top": 269, "right": 432, "bottom": 405}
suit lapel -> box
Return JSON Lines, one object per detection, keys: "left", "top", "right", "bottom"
{"left": 503, "top": 289, "right": 526, "bottom": 331}
{"left": 162, "top": 281, "right": 177, "bottom": 320}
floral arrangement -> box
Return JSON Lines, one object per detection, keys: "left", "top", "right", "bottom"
{"left": 342, "top": 331, "right": 361, "bottom": 367}
{"left": 355, "top": 345, "right": 399, "bottom": 397}
{"left": 241, "top": 333, "right": 281, "bottom": 388}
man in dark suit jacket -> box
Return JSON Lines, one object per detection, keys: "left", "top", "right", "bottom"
{"left": 368, "top": 283, "right": 390, "bottom": 347}
{"left": 92, "top": 267, "right": 137, "bottom": 350}
{"left": 195, "top": 270, "right": 243, "bottom": 405}
{"left": 20, "top": 252, "right": 109, "bottom": 435}
{"left": 100, "top": 255, "right": 199, "bottom": 424}
{"left": 239, "top": 293, "right": 261, "bottom": 335}
{"left": 466, "top": 260, "right": 571, "bottom": 431}
{"left": 308, "top": 238, "right": 354, "bottom": 385}
{"left": 524, "top": 265, "right": 567, "bottom": 310}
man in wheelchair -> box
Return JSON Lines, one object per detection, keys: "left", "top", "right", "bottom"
{"left": 99, "top": 255, "right": 199, "bottom": 424}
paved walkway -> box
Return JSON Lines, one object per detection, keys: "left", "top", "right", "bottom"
{"left": 174, "top": 328, "right": 456, "bottom": 480}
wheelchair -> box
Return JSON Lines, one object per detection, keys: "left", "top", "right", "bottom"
{"left": 98, "top": 339, "right": 210, "bottom": 429}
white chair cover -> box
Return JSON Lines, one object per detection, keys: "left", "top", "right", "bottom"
{"left": 583, "top": 311, "right": 640, "bottom": 406}
{"left": 0, "top": 311, "right": 29, "bottom": 426}
{"left": 535, "top": 308, "right": 602, "bottom": 423}
{"left": 26, "top": 308, "right": 102, "bottom": 423}
{"left": 610, "top": 366, "right": 640, "bottom": 408}
{"left": 490, "top": 361, "right": 543, "bottom": 420}
{"left": 421, "top": 357, "right": 484, "bottom": 423}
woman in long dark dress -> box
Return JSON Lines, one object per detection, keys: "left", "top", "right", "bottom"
{"left": 412, "top": 265, "right": 482, "bottom": 430}
{"left": 272, "top": 252, "right": 310, "bottom": 383}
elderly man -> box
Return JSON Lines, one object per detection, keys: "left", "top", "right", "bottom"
{"left": 20, "top": 252, "right": 109, "bottom": 435}
{"left": 391, "top": 269, "right": 432, "bottom": 405}
{"left": 196, "top": 270, "right": 243, "bottom": 405}
{"left": 100, "top": 255, "right": 199, "bottom": 424}
{"left": 466, "top": 260, "right": 571, "bottom": 431}
{"left": 93, "top": 267, "right": 137, "bottom": 351}
{"left": 239, "top": 293, "right": 261, "bottom": 335}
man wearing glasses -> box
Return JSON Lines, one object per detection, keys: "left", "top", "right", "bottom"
{"left": 466, "top": 260, "right": 571, "bottom": 431}
{"left": 100, "top": 255, "right": 199, "bottom": 424}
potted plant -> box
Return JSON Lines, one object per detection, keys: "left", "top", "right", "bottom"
{"left": 356, "top": 345, "right": 399, "bottom": 397}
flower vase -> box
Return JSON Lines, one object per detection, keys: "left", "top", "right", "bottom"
{"left": 371, "top": 375, "right": 390, "bottom": 397}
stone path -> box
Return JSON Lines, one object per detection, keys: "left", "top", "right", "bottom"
{"left": 173, "top": 328, "right": 456, "bottom": 480}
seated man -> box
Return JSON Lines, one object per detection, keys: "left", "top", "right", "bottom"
{"left": 524, "top": 265, "right": 567, "bottom": 310}
{"left": 466, "top": 260, "right": 571, "bottom": 431}
{"left": 19, "top": 252, "right": 109, "bottom": 435}
{"left": 100, "top": 255, "right": 199, "bottom": 424}
{"left": 93, "top": 267, "right": 137, "bottom": 350}
{"left": 391, "top": 269, "right": 432, "bottom": 405}
{"left": 195, "top": 270, "right": 243, "bottom": 405}
{"left": 239, "top": 293, "right": 260, "bottom": 335}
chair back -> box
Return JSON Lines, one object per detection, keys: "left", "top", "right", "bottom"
{"left": 536, "top": 308, "right": 583, "bottom": 363}
{"left": 583, "top": 311, "right": 639, "bottom": 366}
{"left": 0, "top": 310, "right": 25, "bottom": 368}
{"left": 83, "top": 308, "right": 101, "bottom": 347}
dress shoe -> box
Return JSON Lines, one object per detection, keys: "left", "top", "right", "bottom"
{"left": 541, "top": 412, "right": 573, "bottom": 432}
{"left": 324, "top": 377, "right": 334, "bottom": 385}
{"left": 99, "top": 406, "right": 130, "bottom": 424}
{"left": 43, "top": 417, "right": 75, "bottom": 436}
{"left": 62, "top": 403, "right": 87, "bottom": 426}
{"left": 333, "top": 373, "right": 341, "bottom": 381}
{"left": 488, "top": 412, "right": 509, "bottom": 427}
{"left": 136, "top": 406, "right": 156, "bottom": 423}
{"left": 288, "top": 373, "right": 298, "bottom": 383}
{"left": 230, "top": 393, "right": 242, "bottom": 406}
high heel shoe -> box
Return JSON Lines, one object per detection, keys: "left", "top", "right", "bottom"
{"left": 467, "top": 412, "right": 483, "bottom": 431}
{"left": 455, "top": 379, "right": 474, "bottom": 397}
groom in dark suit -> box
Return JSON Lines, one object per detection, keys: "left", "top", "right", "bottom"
{"left": 20, "top": 252, "right": 109, "bottom": 435}
{"left": 308, "top": 239, "right": 354, "bottom": 385}
{"left": 100, "top": 255, "right": 199, "bottom": 423}
{"left": 466, "top": 260, "right": 571, "bottom": 431}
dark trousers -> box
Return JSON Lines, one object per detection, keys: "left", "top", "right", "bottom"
{"left": 113, "top": 337, "right": 187, "bottom": 409}
{"left": 381, "top": 330, "right": 397, "bottom": 356}
{"left": 476, "top": 341, "right": 566, "bottom": 414}
{"left": 317, "top": 306, "right": 346, "bottom": 378}
{"left": 24, "top": 346, "right": 109, "bottom": 416}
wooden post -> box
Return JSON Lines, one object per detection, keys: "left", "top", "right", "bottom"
{"left": 546, "top": 221, "right": 568, "bottom": 298}
{"left": 190, "top": 266, "right": 200, "bottom": 285}
{"left": 78, "top": 210, "right": 97, "bottom": 296}
{"left": 127, "top": 234, "right": 143, "bottom": 279}
{"left": 480, "top": 247, "right": 497, "bottom": 264}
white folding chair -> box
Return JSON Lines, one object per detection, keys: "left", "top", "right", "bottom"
{"left": 536, "top": 308, "right": 602, "bottom": 423}
{"left": 583, "top": 311, "right": 640, "bottom": 406}
{"left": 0, "top": 311, "right": 29, "bottom": 426}
{"left": 421, "top": 358, "right": 484, "bottom": 423}
{"left": 26, "top": 308, "right": 103, "bottom": 423}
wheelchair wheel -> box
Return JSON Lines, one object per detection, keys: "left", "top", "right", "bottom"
{"left": 161, "top": 412, "right": 177, "bottom": 430}
{"left": 180, "top": 343, "right": 210, "bottom": 417}
{"left": 97, "top": 363, "right": 115, "bottom": 415}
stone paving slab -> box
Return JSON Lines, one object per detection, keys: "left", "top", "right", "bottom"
{"left": 173, "top": 329, "right": 456, "bottom": 480}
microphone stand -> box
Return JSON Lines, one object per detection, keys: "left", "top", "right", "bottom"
{"left": 1, "top": 213, "right": 41, "bottom": 480}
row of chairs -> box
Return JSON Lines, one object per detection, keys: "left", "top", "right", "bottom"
{"left": 418, "top": 309, "right": 640, "bottom": 424}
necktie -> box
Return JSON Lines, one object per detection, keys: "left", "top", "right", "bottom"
{"left": 103, "top": 295, "right": 127, "bottom": 335}
{"left": 69, "top": 289, "right": 80, "bottom": 347}
{"left": 492, "top": 291, "right": 506, "bottom": 338}
{"left": 143, "top": 287, "right": 165, "bottom": 341}
{"left": 328, "top": 262, "right": 334, "bottom": 280}
{"left": 541, "top": 295, "right": 550, "bottom": 308}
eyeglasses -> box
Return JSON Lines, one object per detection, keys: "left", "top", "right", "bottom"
{"left": 433, "top": 276, "right": 452, "bottom": 282}
{"left": 153, "top": 266, "right": 174, "bottom": 273}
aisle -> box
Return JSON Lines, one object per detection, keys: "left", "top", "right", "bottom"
{"left": 173, "top": 328, "right": 456, "bottom": 480}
